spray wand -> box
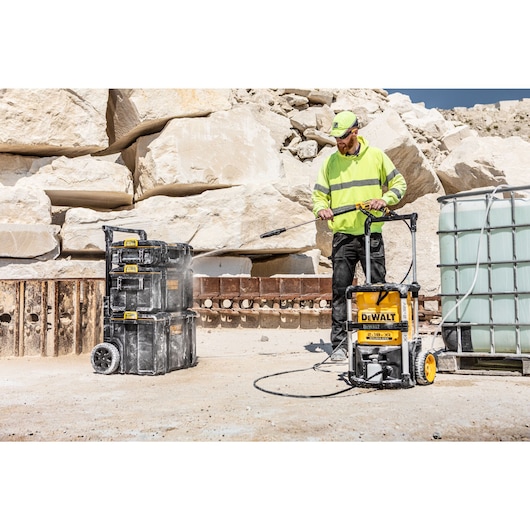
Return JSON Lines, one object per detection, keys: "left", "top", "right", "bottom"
{"left": 259, "top": 202, "right": 384, "bottom": 238}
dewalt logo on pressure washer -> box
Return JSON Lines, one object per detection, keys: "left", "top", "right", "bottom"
{"left": 361, "top": 311, "right": 397, "bottom": 322}
{"left": 358, "top": 309, "right": 400, "bottom": 343}
{"left": 358, "top": 308, "right": 401, "bottom": 344}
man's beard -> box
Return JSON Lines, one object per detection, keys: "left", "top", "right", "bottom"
{"left": 337, "top": 135, "right": 356, "bottom": 154}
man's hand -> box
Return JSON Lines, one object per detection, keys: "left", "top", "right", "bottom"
{"left": 317, "top": 208, "right": 334, "bottom": 221}
{"left": 366, "top": 199, "right": 387, "bottom": 211}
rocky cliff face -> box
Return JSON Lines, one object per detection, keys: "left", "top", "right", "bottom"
{"left": 1, "top": 88, "right": 529, "bottom": 297}
{"left": 440, "top": 99, "right": 530, "bottom": 142}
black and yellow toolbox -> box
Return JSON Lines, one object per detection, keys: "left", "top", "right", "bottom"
{"left": 90, "top": 225, "right": 197, "bottom": 376}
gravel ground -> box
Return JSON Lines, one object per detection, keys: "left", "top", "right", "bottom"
{"left": 2, "top": 326, "right": 528, "bottom": 528}
{"left": 1, "top": 327, "right": 529, "bottom": 442}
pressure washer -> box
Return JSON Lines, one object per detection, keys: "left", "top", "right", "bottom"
{"left": 255, "top": 202, "right": 437, "bottom": 394}
{"left": 345, "top": 209, "right": 436, "bottom": 389}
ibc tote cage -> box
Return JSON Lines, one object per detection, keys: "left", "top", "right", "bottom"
{"left": 438, "top": 185, "right": 530, "bottom": 358}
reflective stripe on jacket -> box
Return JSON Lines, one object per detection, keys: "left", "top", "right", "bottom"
{"left": 311, "top": 135, "right": 407, "bottom": 235}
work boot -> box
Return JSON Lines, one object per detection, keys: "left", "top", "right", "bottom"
{"left": 330, "top": 347, "right": 347, "bottom": 362}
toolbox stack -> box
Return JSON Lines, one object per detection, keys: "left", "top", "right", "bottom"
{"left": 90, "top": 225, "right": 197, "bottom": 375}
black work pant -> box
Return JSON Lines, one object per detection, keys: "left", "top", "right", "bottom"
{"left": 331, "top": 232, "right": 386, "bottom": 350}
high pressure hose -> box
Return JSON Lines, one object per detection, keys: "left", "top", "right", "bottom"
{"left": 252, "top": 356, "right": 361, "bottom": 398}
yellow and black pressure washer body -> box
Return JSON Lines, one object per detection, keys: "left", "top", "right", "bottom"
{"left": 345, "top": 211, "right": 436, "bottom": 389}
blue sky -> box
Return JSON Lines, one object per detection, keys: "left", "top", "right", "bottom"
{"left": 384, "top": 89, "right": 530, "bottom": 110}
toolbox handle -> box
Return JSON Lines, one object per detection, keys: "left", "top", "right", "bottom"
{"left": 102, "top": 225, "right": 148, "bottom": 248}
{"left": 102, "top": 225, "right": 148, "bottom": 301}
{"left": 116, "top": 277, "right": 145, "bottom": 291}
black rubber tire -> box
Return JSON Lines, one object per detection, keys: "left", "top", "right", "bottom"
{"left": 91, "top": 342, "right": 120, "bottom": 375}
{"left": 414, "top": 350, "right": 436, "bottom": 385}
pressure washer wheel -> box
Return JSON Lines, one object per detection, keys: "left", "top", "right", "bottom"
{"left": 91, "top": 342, "right": 120, "bottom": 375}
{"left": 414, "top": 350, "right": 437, "bottom": 385}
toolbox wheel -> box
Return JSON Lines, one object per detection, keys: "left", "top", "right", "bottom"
{"left": 414, "top": 350, "right": 436, "bottom": 385}
{"left": 91, "top": 342, "right": 120, "bottom": 375}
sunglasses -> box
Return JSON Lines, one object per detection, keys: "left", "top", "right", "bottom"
{"left": 336, "top": 121, "right": 359, "bottom": 140}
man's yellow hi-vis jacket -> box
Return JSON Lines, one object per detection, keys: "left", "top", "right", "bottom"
{"left": 312, "top": 135, "right": 407, "bottom": 235}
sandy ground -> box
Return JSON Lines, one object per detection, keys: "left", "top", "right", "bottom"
{"left": 1, "top": 326, "right": 529, "bottom": 442}
{"left": 3, "top": 326, "right": 529, "bottom": 529}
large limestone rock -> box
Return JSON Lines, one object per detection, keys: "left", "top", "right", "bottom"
{"left": 440, "top": 125, "right": 479, "bottom": 151}
{"left": 331, "top": 89, "right": 384, "bottom": 119}
{"left": 0, "top": 186, "right": 52, "bottom": 224}
{"left": 0, "top": 154, "right": 39, "bottom": 186}
{"left": 251, "top": 250, "right": 322, "bottom": 276}
{"left": 362, "top": 109, "right": 443, "bottom": 205}
{"left": 0, "top": 187, "right": 59, "bottom": 259}
{"left": 106, "top": 88, "right": 233, "bottom": 152}
{"left": 436, "top": 136, "right": 530, "bottom": 194}
{"left": 289, "top": 105, "right": 335, "bottom": 135}
{"left": 245, "top": 103, "right": 294, "bottom": 150}
{"left": 0, "top": 225, "right": 60, "bottom": 259}
{"left": 386, "top": 92, "right": 417, "bottom": 115}
{"left": 281, "top": 89, "right": 334, "bottom": 106}
{"left": 193, "top": 256, "right": 252, "bottom": 276}
{"left": 133, "top": 107, "right": 285, "bottom": 201}
{"left": 60, "top": 184, "right": 316, "bottom": 254}
{"left": 0, "top": 258, "right": 104, "bottom": 279}
{"left": 400, "top": 104, "right": 454, "bottom": 138}
{"left": 15, "top": 154, "right": 134, "bottom": 208}
{"left": 278, "top": 151, "right": 322, "bottom": 190}
{"left": 0, "top": 89, "right": 109, "bottom": 156}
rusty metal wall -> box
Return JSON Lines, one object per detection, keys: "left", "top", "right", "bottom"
{"left": 0, "top": 276, "right": 335, "bottom": 356}
{"left": 0, "top": 279, "right": 105, "bottom": 358}
{"left": 192, "top": 276, "right": 333, "bottom": 329}
{"left": 0, "top": 277, "right": 441, "bottom": 357}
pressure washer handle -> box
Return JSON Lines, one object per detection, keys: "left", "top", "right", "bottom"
{"left": 260, "top": 227, "right": 287, "bottom": 238}
{"left": 363, "top": 211, "right": 417, "bottom": 235}
{"left": 363, "top": 211, "right": 418, "bottom": 284}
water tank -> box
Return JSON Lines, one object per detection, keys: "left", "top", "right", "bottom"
{"left": 438, "top": 185, "right": 530, "bottom": 354}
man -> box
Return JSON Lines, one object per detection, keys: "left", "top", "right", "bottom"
{"left": 312, "top": 110, "right": 407, "bottom": 361}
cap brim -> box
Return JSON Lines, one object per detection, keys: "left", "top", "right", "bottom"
{"left": 330, "top": 129, "right": 348, "bottom": 138}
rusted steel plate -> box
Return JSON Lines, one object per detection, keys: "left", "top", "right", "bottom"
{"left": 0, "top": 279, "right": 105, "bottom": 358}
{"left": 0, "top": 281, "right": 19, "bottom": 357}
